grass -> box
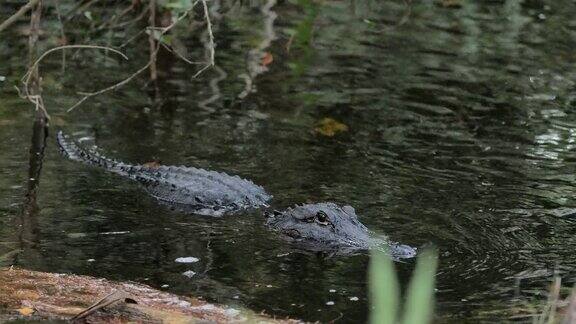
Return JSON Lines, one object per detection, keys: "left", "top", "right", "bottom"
{"left": 368, "top": 248, "right": 576, "bottom": 324}
{"left": 369, "top": 247, "right": 438, "bottom": 324}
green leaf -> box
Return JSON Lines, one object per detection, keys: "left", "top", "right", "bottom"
{"left": 402, "top": 248, "right": 438, "bottom": 324}
{"left": 369, "top": 249, "right": 399, "bottom": 324}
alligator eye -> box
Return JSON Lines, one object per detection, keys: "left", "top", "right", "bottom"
{"left": 316, "top": 211, "right": 329, "bottom": 224}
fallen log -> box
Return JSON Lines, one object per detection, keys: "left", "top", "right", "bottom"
{"left": 0, "top": 267, "right": 301, "bottom": 323}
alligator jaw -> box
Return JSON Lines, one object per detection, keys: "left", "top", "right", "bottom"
{"left": 265, "top": 202, "right": 416, "bottom": 257}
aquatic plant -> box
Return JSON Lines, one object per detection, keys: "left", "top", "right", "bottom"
{"left": 369, "top": 248, "right": 438, "bottom": 324}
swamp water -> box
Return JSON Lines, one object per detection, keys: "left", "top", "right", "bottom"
{"left": 1, "top": 0, "right": 576, "bottom": 322}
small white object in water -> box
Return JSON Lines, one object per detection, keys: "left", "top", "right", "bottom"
{"left": 326, "top": 301, "right": 335, "bottom": 306}
{"left": 0, "top": 76, "right": 5, "bottom": 82}
{"left": 87, "top": 259, "right": 95, "bottom": 262}
{"left": 67, "top": 233, "right": 87, "bottom": 239}
{"left": 100, "top": 231, "right": 130, "bottom": 235}
{"left": 329, "top": 289, "right": 336, "bottom": 293}
{"left": 182, "top": 270, "right": 196, "bottom": 278}
{"left": 266, "top": 284, "right": 273, "bottom": 288}
{"left": 175, "top": 257, "right": 200, "bottom": 263}
{"left": 161, "top": 284, "right": 169, "bottom": 288}
{"left": 349, "top": 297, "right": 359, "bottom": 301}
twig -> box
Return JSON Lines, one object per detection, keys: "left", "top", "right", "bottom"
{"left": 25, "top": 0, "right": 49, "bottom": 121}
{"left": 64, "top": 0, "right": 99, "bottom": 22}
{"left": 18, "top": 45, "right": 126, "bottom": 119}
{"left": 22, "top": 45, "right": 128, "bottom": 99}
{"left": 67, "top": 9, "right": 195, "bottom": 112}
{"left": 160, "top": 42, "right": 202, "bottom": 65}
{"left": 72, "top": 291, "right": 135, "bottom": 320}
{"left": 114, "top": 6, "right": 149, "bottom": 29}
{"left": 54, "top": 0, "right": 67, "bottom": 72}
{"left": 0, "top": 0, "right": 41, "bottom": 33}
{"left": 118, "top": 28, "right": 146, "bottom": 48}
{"left": 97, "top": 0, "right": 137, "bottom": 30}
{"left": 201, "top": 0, "right": 215, "bottom": 68}
{"left": 188, "top": 0, "right": 216, "bottom": 79}
{"left": 67, "top": 62, "right": 150, "bottom": 112}
{"left": 237, "top": 0, "right": 276, "bottom": 98}
{"left": 148, "top": 0, "right": 157, "bottom": 81}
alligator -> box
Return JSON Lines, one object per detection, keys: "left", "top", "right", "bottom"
{"left": 56, "top": 131, "right": 416, "bottom": 257}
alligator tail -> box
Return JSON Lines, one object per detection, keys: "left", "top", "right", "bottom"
{"left": 56, "top": 131, "right": 130, "bottom": 176}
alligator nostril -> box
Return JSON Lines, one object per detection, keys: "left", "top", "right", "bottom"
{"left": 285, "top": 229, "right": 300, "bottom": 238}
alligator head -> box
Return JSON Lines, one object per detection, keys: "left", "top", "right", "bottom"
{"left": 265, "top": 202, "right": 416, "bottom": 258}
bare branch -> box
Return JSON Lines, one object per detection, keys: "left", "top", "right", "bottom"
{"left": 148, "top": 0, "right": 157, "bottom": 81}
{"left": 67, "top": 8, "right": 198, "bottom": 112}
{"left": 0, "top": 0, "right": 41, "bottom": 33}
{"left": 201, "top": 0, "right": 215, "bottom": 68}
{"left": 22, "top": 45, "right": 128, "bottom": 99}
{"left": 67, "top": 62, "right": 150, "bottom": 112}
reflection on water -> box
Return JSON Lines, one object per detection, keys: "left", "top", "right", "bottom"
{"left": 2, "top": 0, "right": 576, "bottom": 322}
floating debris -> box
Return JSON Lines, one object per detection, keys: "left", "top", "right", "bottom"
{"left": 314, "top": 118, "right": 349, "bottom": 137}
{"left": 175, "top": 257, "right": 200, "bottom": 263}
{"left": 67, "top": 233, "right": 88, "bottom": 239}
{"left": 325, "top": 301, "right": 335, "bottom": 306}
{"left": 329, "top": 289, "right": 336, "bottom": 293}
{"left": 100, "top": 231, "right": 130, "bottom": 236}
{"left": 349, "top": 297, "right": 359, "bottom": 301}
{"left": 182, "top": 270, "right": 196, "bottom": 278}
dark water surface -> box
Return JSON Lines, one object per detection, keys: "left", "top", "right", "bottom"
{"left": 2, "top": 0, "right": 576, "bottom": 322}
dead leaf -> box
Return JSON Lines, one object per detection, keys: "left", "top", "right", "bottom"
{"left": 262, "top": 52, "right": 274, "bottom": 66}
{"left": 314, "top": 118, "right": 349, "bottom": 137}
{"left": 17, "top": 307, "right": 34, "bottom": 316}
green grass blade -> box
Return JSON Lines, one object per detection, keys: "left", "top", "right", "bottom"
{"left": 402, "top": 248, "right": 438, "bottom": 324}
{"left": 369, "top": 249, "right": 400, "bottom": 324}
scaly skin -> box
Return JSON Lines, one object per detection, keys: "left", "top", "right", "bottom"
{"left": 265, "top": 202, "right": 417, "bottom": 258}
{"left": 57, "top": 131, "right": 271, "bottom": 216}
{"left": 57, "top": 131, "right": 416, "bottom": 257}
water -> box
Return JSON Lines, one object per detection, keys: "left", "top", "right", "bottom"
{"left": 2, "top": 0, "right": 576, "bottom": 322}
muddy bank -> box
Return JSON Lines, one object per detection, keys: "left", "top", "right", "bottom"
{"left": 0, "top": 267, "right": 301, "bottom": 323}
